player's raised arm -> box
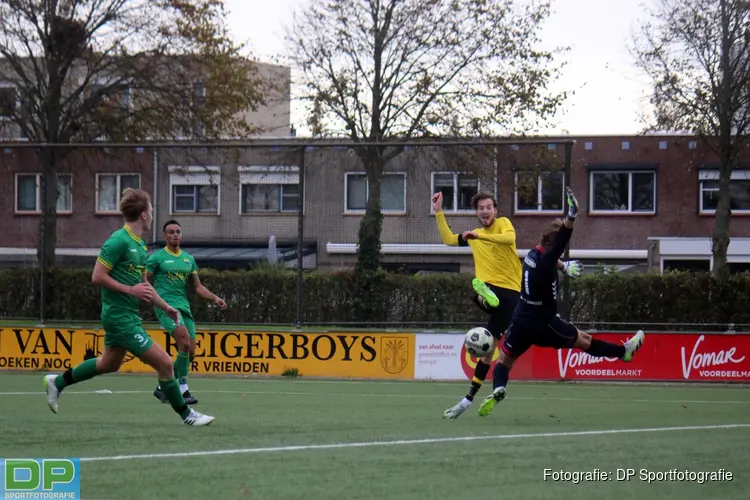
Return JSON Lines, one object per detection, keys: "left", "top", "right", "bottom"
{"left": 539, "top": 187, "right": 578, "bottom": 267}
{"left": 432, "top": 192, "right": 464, "bottom": 246}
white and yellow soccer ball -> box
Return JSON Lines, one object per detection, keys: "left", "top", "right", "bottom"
{"left": 464, "top": 326, "right": 495, "bottom": 357}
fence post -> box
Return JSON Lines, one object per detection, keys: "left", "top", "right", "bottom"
{"left": 295, "top": 147, "right": 306, "bottom": 330}
{"left": 39, "top": 164, "right": 47, "bottom": 326}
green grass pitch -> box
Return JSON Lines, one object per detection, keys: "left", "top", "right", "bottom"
{"left": 1, "top": 373, "right": 749, "bottom": 499}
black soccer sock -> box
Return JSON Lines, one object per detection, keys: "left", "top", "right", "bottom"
{"left": 492, "top": 362, "right": 510, "bottom": 390}
{"left": 465, "top": 361, "right": 490, "bottom": 402}
{"left": 586, "top": 339, "right": 626, "bottom": 358}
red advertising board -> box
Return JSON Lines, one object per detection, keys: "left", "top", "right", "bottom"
{"left": 459, "top": 332, "right": 750, "bottom": 382}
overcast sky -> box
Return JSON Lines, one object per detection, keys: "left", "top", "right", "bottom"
{"left": 224, "top": 0, "right": 653, "bottom": 136}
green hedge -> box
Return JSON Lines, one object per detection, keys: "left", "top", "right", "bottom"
{"left": 2, "top": 267, "right": 750, "bottom": 329}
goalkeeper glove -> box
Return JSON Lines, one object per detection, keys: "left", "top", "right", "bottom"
{"left": 562, "top": 260, "right": 583, "bottom": 278}
{"left": 566, "top": 186, "right": 579, "bottom": 222}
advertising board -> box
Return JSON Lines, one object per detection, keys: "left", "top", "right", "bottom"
{"left": 413, "top": 332, "right": 750, "bottom": 382}
{"left": 0, "top": 327, "right": 415, "bottom": 379}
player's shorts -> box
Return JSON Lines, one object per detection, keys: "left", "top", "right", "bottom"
{"left": 155, "top": 308, "right": 196, "bottom": 339}
{"left": 479, "top": 284, "right": 520, "bottom": 340}
{"left": 102, "top": 320, "right": 154, "bottom": 357}
{"left": 501, "top": 316, "right": 579, "bottom": 358}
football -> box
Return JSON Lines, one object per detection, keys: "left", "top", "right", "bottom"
{"left": 464, "top": 327, "right": 495, "bottom": 357}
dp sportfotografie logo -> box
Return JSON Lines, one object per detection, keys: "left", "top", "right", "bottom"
{"left": 1, "top": 459, "right": 80, "bottom": 499}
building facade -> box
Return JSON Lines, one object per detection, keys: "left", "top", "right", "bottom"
{"left": 3, "top": 134, "right": 750, "bottom": 273}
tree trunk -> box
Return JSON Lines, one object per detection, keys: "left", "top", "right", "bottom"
{"left": 352, "top": 152, "right": 386, "bottom": 322}
{"left": 37, "top": 148, "right": 59, "bottom": 321}
{"left": 712, "top": 166, "right": 732, "bottom": 279}
{"left": 713, "top": 0, "right": 733, "bottom": 281}
{"left": 355, "top": 154, "right": 384, "bottom": 275}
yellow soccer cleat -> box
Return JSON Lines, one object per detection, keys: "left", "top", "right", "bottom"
{"left": 478, "top": 387, "right": 506, "bottom": 417}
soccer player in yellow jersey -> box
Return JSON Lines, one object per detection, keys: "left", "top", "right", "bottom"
{"left": 433, "top": 191, "right": 582, "bottom": 419}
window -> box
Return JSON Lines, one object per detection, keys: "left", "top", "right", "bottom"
{"left": 239, "top": 166, "right": 301, "bottom": 213}
{"left": 728, "top": 262, "right": 750, "bottom": 273}
{"left": 699, "top": 170, "right": 750, "bottom": 214}
{"left": 345, "top": 172, "right": 406, "bottom": 212}
{"left": 15, "top": 173, "right": 72, "bottom": 213}
{"left": 431, "top": 173, "right": 479, "bottom": 212}
{"left": 0, "top": 84, "right": 15, "bottom": 119}
{"left": 96, "top": 174, "right": 141, "bottom": 213}
{"left": 589, "top": 171, "right": 656, "bottom": 213}
{"left": 87, "top": 79, "right": 132, "bottom": 108}
{"left": 515, "top": 171, "right": 565, "bottom": 213}
{"left": 662, "top": 259, "right": 710, "bottom": 273}
{"left": 169, "top": 166, "right": 220, "bottom": 214}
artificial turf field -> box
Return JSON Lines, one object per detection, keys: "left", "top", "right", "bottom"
{"left": 0, "top": 373, "right": 748, "bottom": 500}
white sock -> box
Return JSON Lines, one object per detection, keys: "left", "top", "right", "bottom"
{"left": 180, "top": 383, "right": 189, "bottom": 394}
{"left": 461, "top": 397, "right": 472, "bottom": 407}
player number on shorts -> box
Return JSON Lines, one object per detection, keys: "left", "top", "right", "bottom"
{"left": 135, "top": 333, "right": 145, "bottom": 344}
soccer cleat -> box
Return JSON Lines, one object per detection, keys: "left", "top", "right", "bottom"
{"left": 182, "top": 408, "right": 214, "bottom": 426}
{"left": 478, "top": 387, "right": 506, "bottom": 417}
{"left": 621, "top": 330, "right": 645, "bottom": 362}
{"left": 182, "top": 390, "right": 198, "bottom": 405}
{"left": 443, "top": 401, "right": 470, "bottom": 419}
{"left": 43, "top": 374, "right": 60, "bottom": 414}
{"left": 153, "top": 387, "right": 168, "bottom": 403}
{"left": 472, "top": 278, "right": 499, "bottom": 308}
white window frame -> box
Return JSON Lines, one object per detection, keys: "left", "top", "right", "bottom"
{"left": 589, "top": 170, "right": 657, "bottom": 214}
{"left": 83, "top": 76, "right": 133, "bottom": 109}
{"left": 344, "top": 172, "right": 407, "bottom": 214}
{"left": 95, "top": 173, "right": 142, "bottom": 214}
{"left": 238, "top": 165, "right": 302, "bottom": 214}
{"left": 0, "top": 82, "right": 18, "bottom": 121}
{"left": 699, "top": 169, "right": 750, "bottom": 214}
{"left": 430, "top": 172, "right": 479, "bottom": 214}
{"left": 15, "top": 173, "right": 73, "bottom": 214}
{"left": 168, "top": 166, "right": 221, "bottom": 215}
{"left": 514, "top": 171, "right": 565, "bottom": 214}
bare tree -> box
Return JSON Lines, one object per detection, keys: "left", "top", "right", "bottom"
{"left": 633, "top": 0, "right": 750, "bottom": 277}
{"left": 0, "top": 0, "right": 268, "bottom": 304}
{"left": 286, "top": 0, "right": 567, "bottom": 276}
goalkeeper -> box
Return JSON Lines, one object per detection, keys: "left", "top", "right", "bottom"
{"left": 432, "top": 191, "right": 582, "bottom": 419}
{"left": 478, "top": 187, "right": 645, "bottom": 417}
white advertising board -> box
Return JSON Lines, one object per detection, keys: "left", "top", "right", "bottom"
{"left": 413, "top": 333, "right": 470, "bottom": 380}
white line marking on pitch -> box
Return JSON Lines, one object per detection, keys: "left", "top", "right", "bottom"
{"left": 1, "top": 389, "right": 750, "bottom": 405}
{"left": 79, "top": 424, "right": 750, "bottom": 462}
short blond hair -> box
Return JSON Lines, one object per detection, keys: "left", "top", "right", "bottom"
{"left": 119, "top": 188, "right": 151, "bottom": 222}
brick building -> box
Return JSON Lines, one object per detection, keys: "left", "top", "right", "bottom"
{"left": 2, "top": 134, "right": 750, "bottom": 273}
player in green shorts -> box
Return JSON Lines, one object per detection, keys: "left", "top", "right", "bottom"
{"left": 42, "top": 188, "right": 214, "bottom": 426}
{"left": 147, "top": 220, "right": 228, "bottom": 405}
